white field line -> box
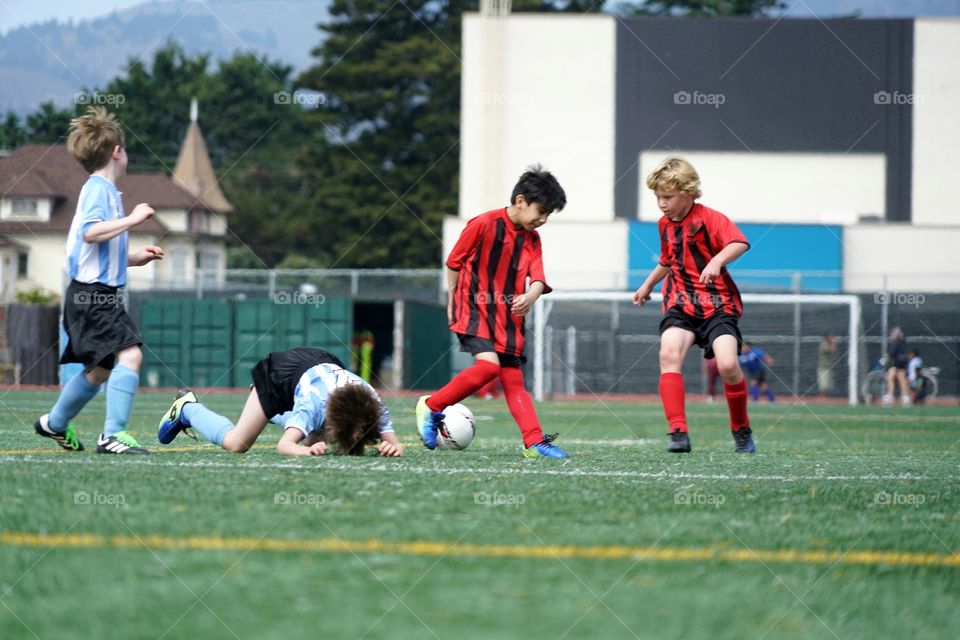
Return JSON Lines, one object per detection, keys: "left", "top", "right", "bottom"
{"left": 0, "top": 455, "right": 953, "bottom": 483}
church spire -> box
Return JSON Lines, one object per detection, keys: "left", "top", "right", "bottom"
{"left": 172, "top": 97, "right": 234, "bottom": 214}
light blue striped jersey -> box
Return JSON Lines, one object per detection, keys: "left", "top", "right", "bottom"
{"left": 271, "top": 363, "right": 394, "bottom": 437}
{"left": 65, "top": 175, "right": 128, "bottom": 287}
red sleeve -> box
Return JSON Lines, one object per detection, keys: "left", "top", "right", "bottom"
{"left": 445, "top": 217, "right": 483, "bottom": 270}
{"left": 528, "top": 236, "right": 552, "bottom": 295}
{"left": 704, "top": 207, "right": 749, "bottom": 252}
{"left": 658, "top": 217, "right": 670, "bottom": 267}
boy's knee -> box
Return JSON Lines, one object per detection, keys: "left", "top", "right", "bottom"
{"left": 716, "top": 359, "right": 740, "bottom": 379}
{"left": 117, "top": 346, "right": 143, "bottom": 371}
{"left": 659, "top": 348, "right": 683, "bottom": 369}
{"left": 225, "top": 440, "right": 250, "bottom": 454}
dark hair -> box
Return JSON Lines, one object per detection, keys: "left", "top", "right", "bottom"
{"left": 510, "top": 164, "right": 566, "bottom": 213}
{"left": 324, "top": 384, "right": 382, "bottom": 456}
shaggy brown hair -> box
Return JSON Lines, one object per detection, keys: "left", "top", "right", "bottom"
{"left": 67, "top": 107, "right": 125, "bottom": 172}
{"left": 324, "top": 384, "right": 382, "bottom": 456}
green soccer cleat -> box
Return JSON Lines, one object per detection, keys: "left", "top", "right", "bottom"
{"left": 96, "top": 430, "right": 149, "bottom": 455}
{"left": 34, "top": 414, "right": 84, "bottom": 451}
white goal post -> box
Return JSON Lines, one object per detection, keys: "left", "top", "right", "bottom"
{"left": 532, "top": 292, "right": 862, "bottom": 405}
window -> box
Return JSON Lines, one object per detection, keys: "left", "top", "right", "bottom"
{"left": 17, "top": 252, "right": 27, "bottom": 277}
{"left": 189, "top": 211, "right": 209, "bottom": 233}
{"left": 11, "top": 199, "right": 37, "bottom": 215}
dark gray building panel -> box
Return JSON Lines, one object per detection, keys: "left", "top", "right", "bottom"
{"left": 615, "top": 17, "right": 913, "bottom": 221}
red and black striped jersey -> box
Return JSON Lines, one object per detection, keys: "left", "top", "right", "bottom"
{"left": 447, "top": 208, "right": 551, "bottom": 356}
{"left": 658, "top": 203, "right": 749, "bottom": 318}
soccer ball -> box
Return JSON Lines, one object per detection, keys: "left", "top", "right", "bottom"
{"left": 436, "top": 403, "right": 476, "bottom": 450}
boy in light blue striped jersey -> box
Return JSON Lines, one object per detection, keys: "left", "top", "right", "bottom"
{"left": 34, "top": 107, "right": 164, "bottom": 454}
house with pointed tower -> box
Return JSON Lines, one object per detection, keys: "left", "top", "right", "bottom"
{"left": 0, "top": 99, "right": 231, "bottom": 300}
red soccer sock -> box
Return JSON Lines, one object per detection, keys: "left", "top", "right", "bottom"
{"left": 724, "top": 378, "right": 750, "bottom": 431}
{"left": 499, "top": 366, "right": 543, "bottom": 447}
{"left": 659, "top": 372, "right": 687, "bottom": 433}
{"left": 427, "top": 361, "right": 500, "bottom": 412}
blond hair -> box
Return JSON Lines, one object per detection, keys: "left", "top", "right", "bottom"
{"left": 646, "top": 157, "right": 702, "bottom": 199}
{"left": 66, "top": 107, "right": 125, "bottom": 172}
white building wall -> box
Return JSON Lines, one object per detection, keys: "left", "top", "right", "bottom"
{"left": 443, "top": 216, "right": 628, "bottom": 291}
{"left": 460, "top": 13, "right": 617, "bottom": 222}
{"left": 911, "top": 19, "right": 960, "bottom": 225}
{"left": 843, "top": 225, "right": 960, "bottom": 292}
{"left": 638, "top": 151, "right": 886, "bottom": 224}
{"left": 11, "top": 232, "right": 160, "bottom": 294}
{"left": 156, "top": 209, "right": 188, "bottom": 233}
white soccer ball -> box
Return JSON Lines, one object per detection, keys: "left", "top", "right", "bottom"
{"left": 436, "top": 403, "right": 476, "bottom": 450}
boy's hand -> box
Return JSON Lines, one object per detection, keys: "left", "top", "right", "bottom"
{"left": 308, "top": 441, "right": 328, "bottom": 456}
{"left": 511, "top": 292, "right": 536, "bottom": 316}
{"left": 379, "top": 440, "right": 404, "bottom": 457}
{"left": 632, "top": 285, "right": 652, "bottom": 306}
{"left": 129, "top": 203, "right": 155, "bottom": 225}
{"left": 447, "top": 299, "right": 454, "bottom": 325}
{"left": 129, "top": 246, "right": 164, "bottom": 266}
{"left": 699, "top": 258, "right": 723, "bottom": 285}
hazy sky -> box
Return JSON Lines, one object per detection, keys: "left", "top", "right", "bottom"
{"left": 1, "top": 0, "right": 958, "bottom": 34}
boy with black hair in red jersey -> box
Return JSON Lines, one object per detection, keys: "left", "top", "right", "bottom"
{"left": 632, "top": 157, "right": 755, "bottom": 454}
{"left": 416, "top": 165, "right": 569, "bottom": 459}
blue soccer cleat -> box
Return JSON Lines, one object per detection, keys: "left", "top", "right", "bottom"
{"left": 158, "top": 389, "right": 198, "bottom": 444}
{"left": 415, "top": 395, "right": 444, "bottom": 450}
{"left": 732, "top": 426, "right": 756, "bottom": 453}
{"left": 522, "top": 433, "right": 569, "bottom": 459}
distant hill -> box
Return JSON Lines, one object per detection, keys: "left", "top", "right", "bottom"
{"left": 0, "top": 0, "right": 330, "bottom": 115}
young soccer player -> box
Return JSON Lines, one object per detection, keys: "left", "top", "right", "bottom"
{"left": 157, "top": 347, "right": 404, "bottom": 457}
{"left": 416, "top": 165, "right": 569, "bottom": 459}
{"left": 739, "top": 341, "right": 776, "bottom": 402}
{"left": 33, "top": 107, "right": 163, "bottom": 454}
{"left": 632, "top": 157, "right": 754, "bottom": 453}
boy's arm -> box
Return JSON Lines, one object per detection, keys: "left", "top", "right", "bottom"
{"left": 699, "top": 242, "right": 749, "bottom": 284}
{"left": 446, "top": 267, "right": 459, "bottom": 324}
{"left": 277, "top": 427, "right": 327, "bottom": 456}
{"left": 633, "top": 264, "right": 670, "bottom": 306}
{"left": 83, "top": 203, "right": 155, "bottom": 243}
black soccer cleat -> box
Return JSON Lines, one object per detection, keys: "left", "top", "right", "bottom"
{"left": 34, "top": 414, "right": 84, "bottom": 451}
{"left": 96, "top": 431, "right": 149, "bottom": 455}
{"left": 732, "top": 426, "right": 756, "bottom": 453}
{"left": 667, "top": 428, "right": 691, "bottom": 453}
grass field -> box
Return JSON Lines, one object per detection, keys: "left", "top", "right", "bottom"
{"left": 1, "top": 389, "right": 958, "bottom": 639}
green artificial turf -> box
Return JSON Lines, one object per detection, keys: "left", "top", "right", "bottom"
{"left": 1, "top": 390, "right": 958, "bottom": 639}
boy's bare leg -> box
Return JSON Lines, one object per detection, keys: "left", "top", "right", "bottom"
{"left": 220, "top": 388, "right": 270, "bottom": 453}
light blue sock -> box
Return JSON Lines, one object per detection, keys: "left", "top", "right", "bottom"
{"left": 182, "top": 403, "right": 233, "bottom": 446}
{"left": 103, "top": 365, "right": 139, "bottom": 436}
{"left": 49, "top": 371, "right": 101, "bottom": 431}
{"left": 765, "top": 388, "right": 776, "bottom": 402}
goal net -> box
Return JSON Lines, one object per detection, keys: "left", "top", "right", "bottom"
{"left": 531, "top": 292, "right": 862, "bottom": 405}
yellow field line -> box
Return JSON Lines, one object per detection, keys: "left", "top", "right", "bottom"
{"left": 1, "top": 531, "right": 957, "bottom": 568}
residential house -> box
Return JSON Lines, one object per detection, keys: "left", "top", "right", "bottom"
{"left": 0, "top": 106, "right": 233, "bottom": 301}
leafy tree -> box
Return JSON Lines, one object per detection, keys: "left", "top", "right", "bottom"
{"left": 23, "top": 102, "right": 73, "bottom": 144}
{"left": 0, "top": 112, "right": 26, "bottom": 150}
{"left": 623, "top": 0, "right": 785, "bottom": 16}
{"left": 296, "top": 0, "right": 604, "bottom": 268}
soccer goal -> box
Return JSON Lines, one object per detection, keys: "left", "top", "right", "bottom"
{"left": 531, "top": 292, "right": 863, "bottom": 405}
